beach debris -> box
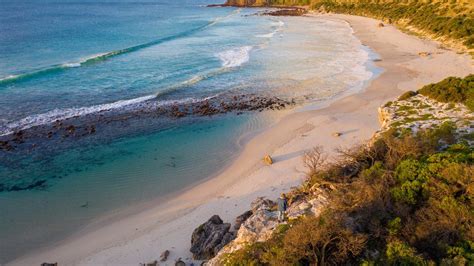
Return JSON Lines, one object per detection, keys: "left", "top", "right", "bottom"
{"left": 332, "top": 132, "right": 342, "bottom": 137}
{"left": 140, "top": 260, "right": 158, "bottom": 266}
{"left": 160, "top": 250, "right": 170, "bottom": 262}
{"left": 175, "top": 258, "right": 186, "bottom": 266}
{"left": 190, "top": 215, "right": 235, "bottom": 260}
{"left": 378, "top": 22, "right": 385, "bottom": 27}
{"left": 234, "top": 210, "right": 253, "bottom": 231}
{"left": 41, "top": 263, "right": 58, "bottom": 266}
{"left": 263, "top": 154, "right": 273, "bottom": 165}
{"left": 418, "top": 52, "right": 431, "bottom": 57}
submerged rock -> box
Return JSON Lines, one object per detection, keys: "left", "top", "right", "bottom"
{"left": 190, "top": 215, "right": 235, "bottom": 260}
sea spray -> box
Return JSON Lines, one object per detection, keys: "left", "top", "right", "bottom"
{"left": 216, "top": 46, "right": 253, "bottom": 68}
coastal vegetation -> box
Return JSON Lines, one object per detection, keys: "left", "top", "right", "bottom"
{"left": 311, "top": 0, "right": 474, "bottom": 51}
{"left": 215, "top": 75, "right": 474, "bottom": 265}
{"left": 223, "top": 0, "right": 474, "bottom": 52}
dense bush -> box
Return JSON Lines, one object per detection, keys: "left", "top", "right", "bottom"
{"left": 418, "top": 74, "right": 474, "bottom": 111}
{"left": 220, "top": 74, "right": 474, "bottom": 265}
{"left": 223, "top": 124, "right": 474, "bottom": 265}
{"left": 308, "top": 0, "right": 474, "bottom": 49}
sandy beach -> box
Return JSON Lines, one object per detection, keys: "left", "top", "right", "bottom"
{"left": 10, "top": 13, "right": 473, "bottom": 266}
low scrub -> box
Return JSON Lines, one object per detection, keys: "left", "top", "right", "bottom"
{"left": 310, "top": 0, "right": 474, "bottom": 50}
{"left": 418, "top": 74, "right": 474, "bottom": 111}
{"left": 223, "top": 125, "right": 474, "bottom": 265}
{"left": 222, "top": 76, "right": 474, "bottom": 265}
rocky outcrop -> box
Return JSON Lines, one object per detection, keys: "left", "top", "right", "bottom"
{"left": 234, "top": 210, "right": 253, "bottom": 230}
{"left": 207, "top": 190, "right": 328, "bottom": 265}
{"left": 377, "top": 94, "right": 474, "bottom": 143}
{"left": 190, "top": 215, "right": 235, "bottom": 260}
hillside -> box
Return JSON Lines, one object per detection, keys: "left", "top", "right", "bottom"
{"left": 223, "top": 0, "right": 474, "bottom": 53}
{"left": 206, "top": 75, "right": 474, "bottom": 265}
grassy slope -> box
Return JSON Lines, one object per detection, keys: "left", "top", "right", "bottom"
{"left": 221, "top": 75, "right": 474, "bottom": 265}
{"left": 224, "top": 0, "right": 474, "bottom": 53}
{"left": 311, "top": 0, "right": 474, "bottom": 52}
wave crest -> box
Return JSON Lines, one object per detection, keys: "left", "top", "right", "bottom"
{"left": 0, "top": 95, "right": 156, "bottom": 136}
{"left": 216, "top": 46, "right": 253, "bottom": 68}
{"left": 0, "top": 10, "right": 242, "bottom": 86}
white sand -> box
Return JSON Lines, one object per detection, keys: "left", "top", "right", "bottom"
{"left": 10, "top": 14, "right": 473, "bottom": 266}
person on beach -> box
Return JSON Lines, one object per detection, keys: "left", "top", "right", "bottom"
{"left": 277, "top": 193, "right": 288, "bottom": 222}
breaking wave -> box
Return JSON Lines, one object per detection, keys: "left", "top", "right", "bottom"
{"left": 216, "top": 46, "right": 253, "bottom": 68}
{"left": 0, "top": 9, "right": 241, "bottom": 86}
{"left": 0, "top": 95, "right": 156, "bottom": 136}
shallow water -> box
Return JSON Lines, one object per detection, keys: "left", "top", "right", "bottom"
{"left": 0, "top": 1, "right": 375, "bottom": 262}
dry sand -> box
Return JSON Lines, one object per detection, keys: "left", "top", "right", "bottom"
{"left": 10, "top": 14, "right": 473, "bottom": 266}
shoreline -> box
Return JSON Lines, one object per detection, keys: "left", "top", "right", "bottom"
{"left": 9, "top": 13, "right": 473, "bottom": 265}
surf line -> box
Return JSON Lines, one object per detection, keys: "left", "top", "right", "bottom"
{"left": 0, "top": 9, "right": 242, "bottom": 87}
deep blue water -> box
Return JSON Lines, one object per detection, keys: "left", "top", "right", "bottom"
{"left": 0, "top": 0, "right": 376, "bottom": 262}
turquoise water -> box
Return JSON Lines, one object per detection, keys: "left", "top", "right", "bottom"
{"left": 0, "top": 0, "right": 376, "bottom": 263}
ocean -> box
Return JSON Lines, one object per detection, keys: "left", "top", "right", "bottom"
{"left": 0, "top": 0, "right": 376, "bottom": 262}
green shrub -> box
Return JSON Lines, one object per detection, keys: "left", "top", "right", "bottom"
{"left": 418, "top": 74, "right": 474, "bottom": 111}
{"left": 220, "top": 78, "right": 474, "bottom": 265}
{"left": 398, "top": 91, "right": 418, "bottom": 101}
{"left": 385, "top": 241, "right": 428, "bottom": 265}
{"left": 392, "top": 159, "right": 430, "bottom": 205}
{"left": 309, "top": 1, "right": 474, "bottom": 49}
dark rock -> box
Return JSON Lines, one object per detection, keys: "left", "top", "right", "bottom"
{"left": 251, "top": 197, "right": 275, "bottom": 212}
{"left": 88, "top": 125, "right": 96, "bottom": 134}
{"left": 175, "top": 258, "right": 186, "bottom": 266}
{"left": 0, "top": 140, "right": 14, "bottom": 151}
{"left": 160, "top": 250, "right": 170, "bottom": 261}
{"left": 9, "top": 180, "right": 47, "bottom": 192}
{"left": 190, "top": 215, "right": 235, "bottom": 260}
{"left": 234, "top": 210, "right": 253, "bottom": 230}
{"left": 140, "top": 260, "right": 157, "bottom": 266}
{"left": 65, "top": 125, "right": 75, "bottom": 133}
{"left": 41, "top": 263, "right": 57, "bottom": 266}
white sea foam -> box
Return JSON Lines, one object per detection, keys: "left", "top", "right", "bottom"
{"left": 271, "top": 20, "right": 285, "bottom": 27}
{"left": 257, "top": 19, "right": 284, "bottom": 38}
{"left": 61, "top": 53, "right": 109, "bottom": 68}
{"left": 216, "top": 46, "right": 253, "bottom": 68}
{"left": 61, "top": 62, "right": 81, "bottom": 68}
{"left": 0, "top": 93, "right": 223, "bottom": 136}
{"left": 0, "top": 95, "right": 156, "bottom": 136}
{"left": 0, "top": 74, "right": 19, "bottom": 82}
{"left": 256, "top": 32, "right": 276, "bottom": 38}
{"left": 207, "top": 8, "right": 241, "bottom": 27}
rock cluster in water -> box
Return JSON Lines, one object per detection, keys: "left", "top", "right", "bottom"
{"left": 0, "top": 94, "right": 294, "bottom": 153}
